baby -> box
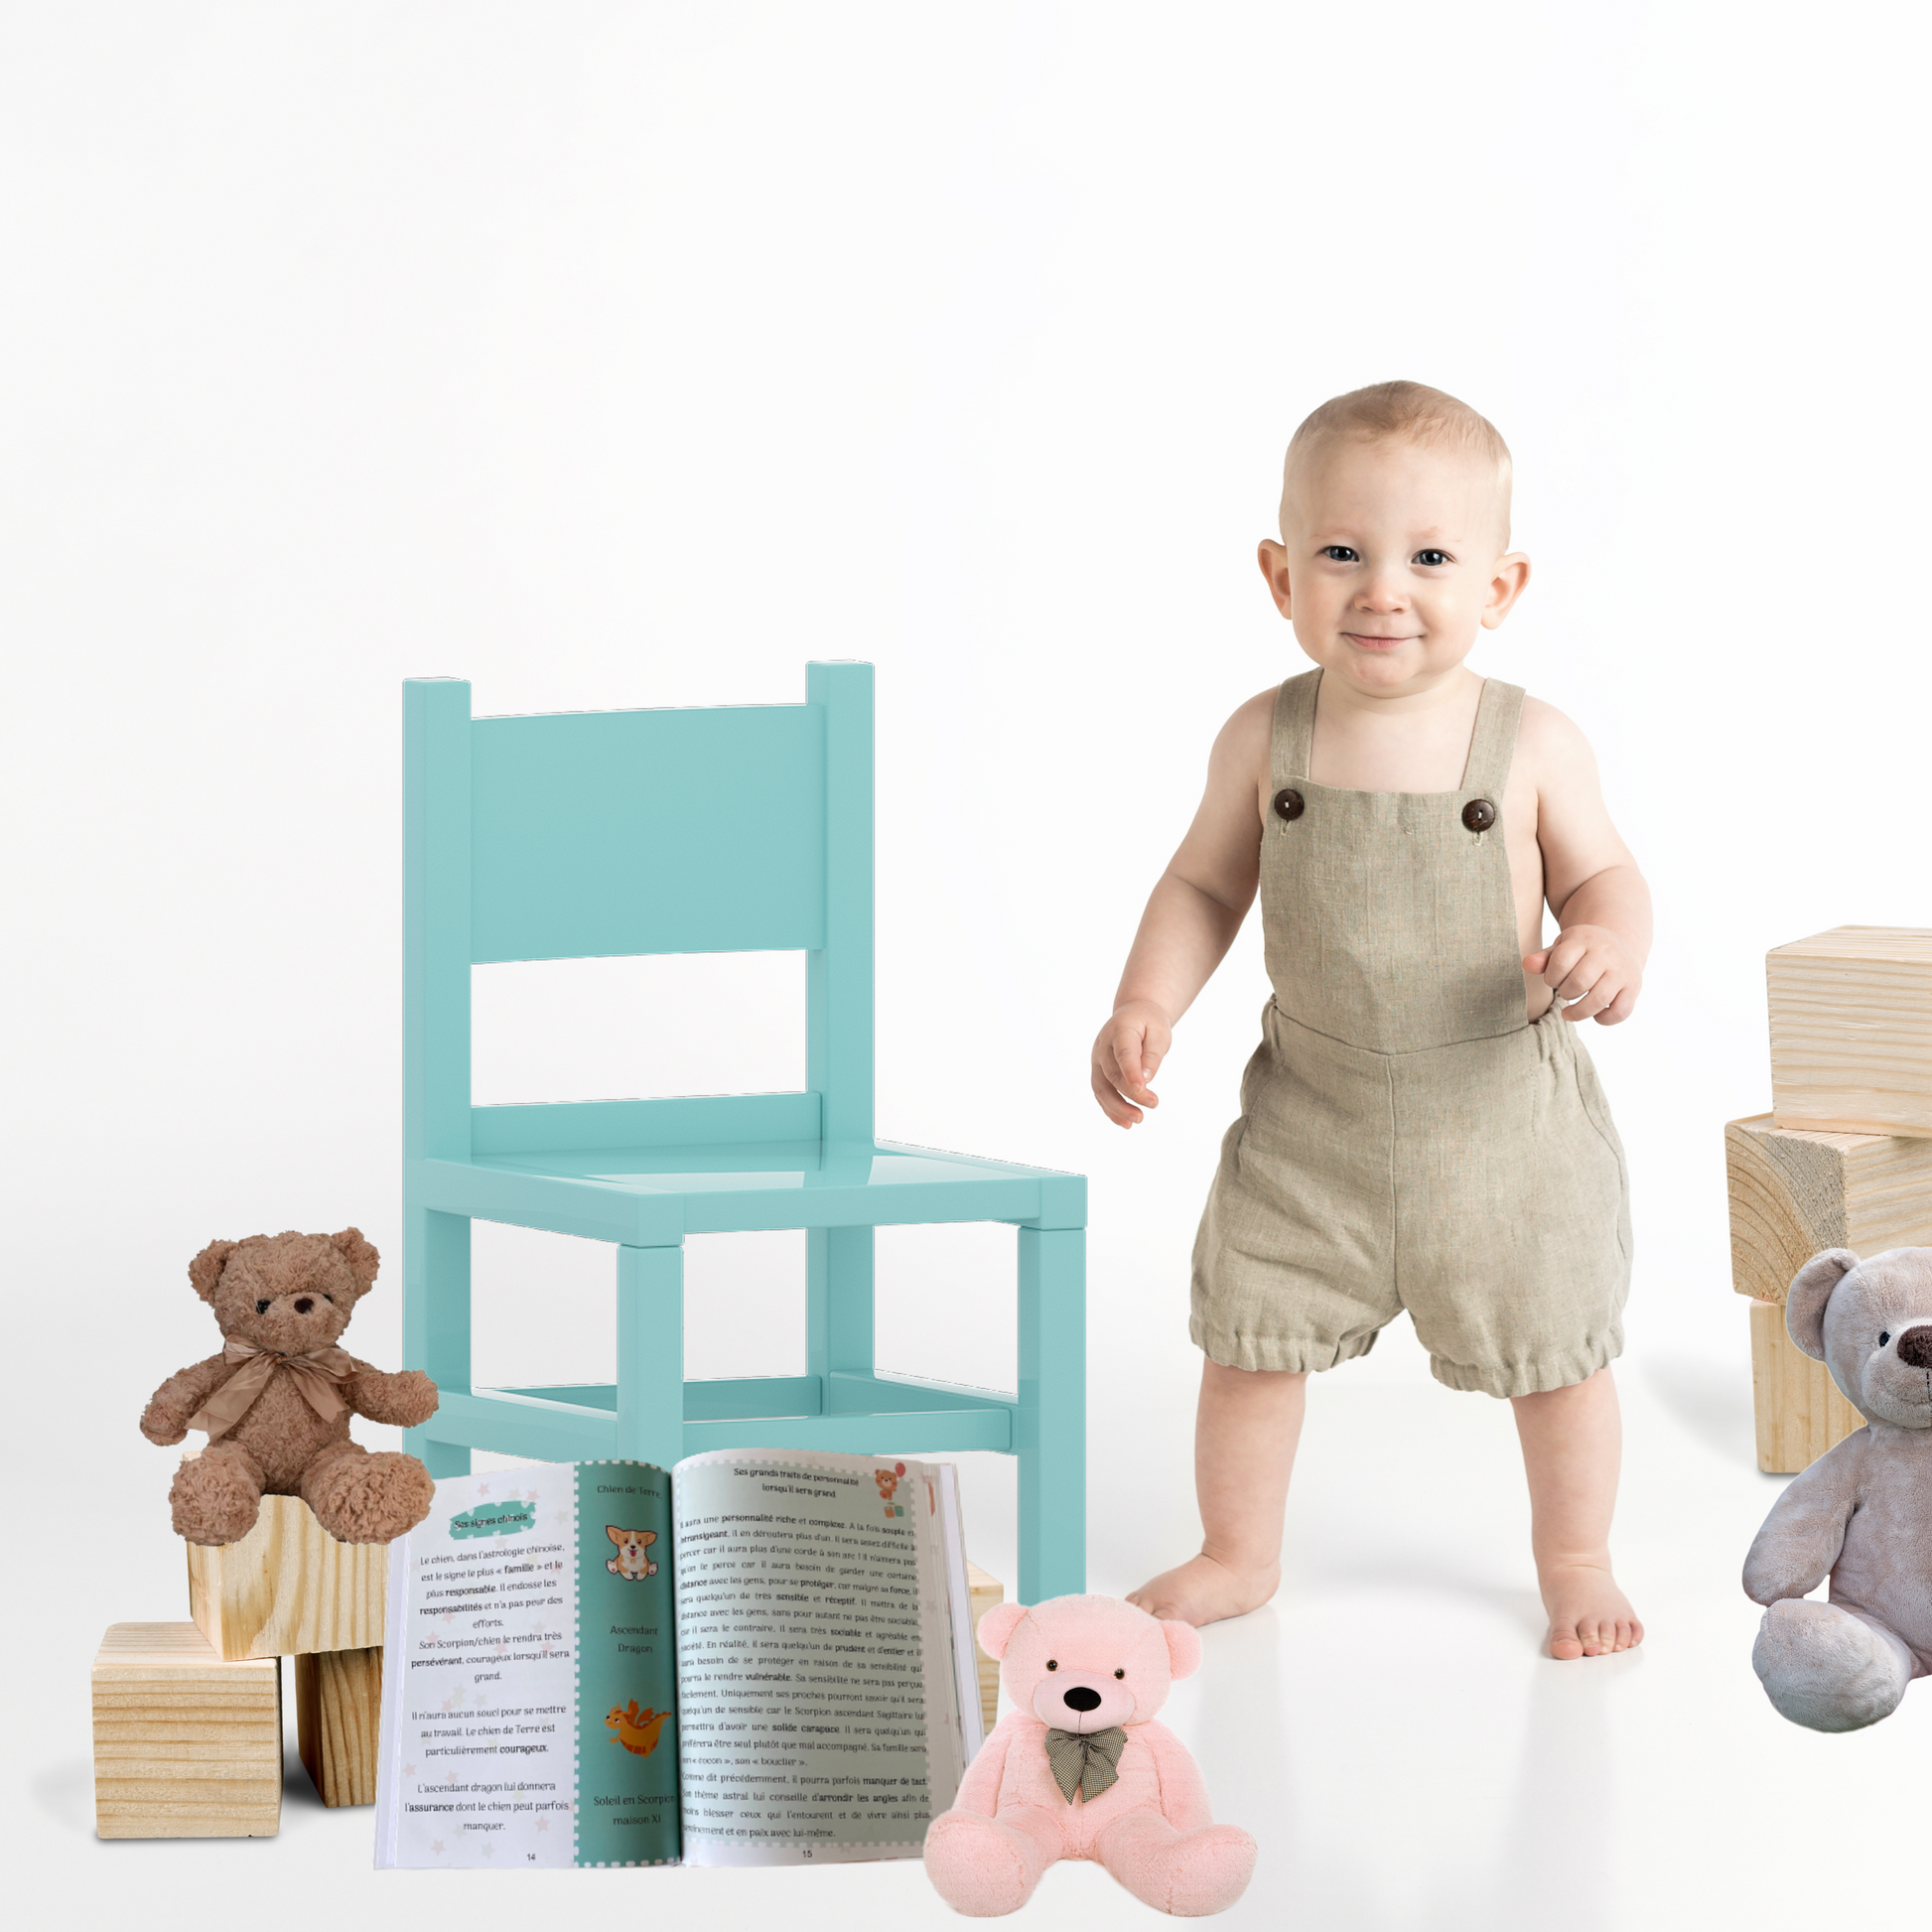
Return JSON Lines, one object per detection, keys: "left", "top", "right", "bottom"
{"left": 1093, "top": 381, "right": 1647, "bottom": 1659}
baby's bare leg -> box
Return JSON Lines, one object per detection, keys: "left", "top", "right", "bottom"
{"left": 1510, "top": 1366, "right": 1643, "bottom": 1659}
{"left": 1128, "top": 1359, "right": 1305, "bottom": 1627}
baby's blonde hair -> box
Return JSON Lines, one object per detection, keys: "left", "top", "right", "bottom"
{"left": 1280, "top": 380, "right": 1512, "bottom": 545}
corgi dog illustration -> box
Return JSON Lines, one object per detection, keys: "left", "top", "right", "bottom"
{"left": 606, "top": 1701, "right": 670, "bottom": 1757}
{"left": 605, "top": 1526, "right": 658, "bottom": 1580}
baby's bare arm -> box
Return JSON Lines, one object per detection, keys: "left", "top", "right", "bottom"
{"left": 1091, "top": 694, "right": 1271, "bottom": 1127}
{"left": 1518, "top": 699, "right": 1651, "bottom": 1025}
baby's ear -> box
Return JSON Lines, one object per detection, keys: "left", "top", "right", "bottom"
{"left": 330, "top": 1227, "right": 380, "bottom": 1298}
{"left": 188, "top": 1241, "right": 236, "bottom": 1303}
{"left": 976, "top": 1602, "right": 1028, "bottom": 1660}
{"left": 1161, "top": 1617, "right": 1202, "bottom": 1682}
{"left": 1786, "top": 1248, "right": 1861, "bottom": 1361}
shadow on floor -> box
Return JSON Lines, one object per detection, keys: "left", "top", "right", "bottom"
{"left": 1631, "top": 1352, "right": 1759, "bottom": 1465}
{"left": 28, "top": 1759, "right": 94, "bottom": 1836}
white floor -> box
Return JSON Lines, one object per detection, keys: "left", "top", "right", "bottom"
{"left": 18, "top": 1316, "right": 1921, "bottom": 1932}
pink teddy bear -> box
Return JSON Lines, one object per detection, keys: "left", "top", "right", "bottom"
{"left": 924, "top": 1594, "right": 1257, "bottom": 1917}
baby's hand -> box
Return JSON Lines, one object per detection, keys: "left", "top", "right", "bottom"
{"left": 1524, "top": 925, "right": 1642, "bottom": 1025}
{"left": 1091, "top": 1001, "right": 1173, "bottom": 1127}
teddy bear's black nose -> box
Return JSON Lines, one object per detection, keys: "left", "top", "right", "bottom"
{"left": 1895, "top": 1325, "right": 1932, "bottom": 1368}
{"left": 1062, "top": 1686, "right": 1102, "bottom": 1713}
{"left": 294, "top": 1298, "right": 315, "bottom": 1314}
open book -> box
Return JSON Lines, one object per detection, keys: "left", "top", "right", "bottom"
{"left": 373, "top": 1449, "right": 983, "bottom": 1867}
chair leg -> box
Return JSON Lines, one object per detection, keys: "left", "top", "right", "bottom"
{"left": 808, "top": 1226, "right": 874, "bottom": 1414}
{"left": 617, "top": 1243, "right": 686, "bottom": 1469}
{"left": 404, "top": 1206, "right": 472, "bottom": 1478}
{"left": 1018, "top": 1225, "right": 1086, "bottom": 1603}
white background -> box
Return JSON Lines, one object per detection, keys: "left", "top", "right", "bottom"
{"left": 5, "top": 5, "right": 1929, "bottom": 1929}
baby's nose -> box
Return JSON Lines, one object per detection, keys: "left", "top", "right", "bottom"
{"left": 1895, "top": 1325, "right": 1932, "bottom": 1368}
{"left": 1061, "top": 1686, "right": 1102, "bottom": 1714}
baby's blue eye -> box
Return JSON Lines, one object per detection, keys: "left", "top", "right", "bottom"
{"left": 1320, "top": 545, "right": 1358, "bottom": 563}
{"left": 1414, "top": 549, "right": 1450, "bottom": 566}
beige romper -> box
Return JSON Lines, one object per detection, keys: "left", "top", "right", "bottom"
{"left": 1190, "top": 670, "right": 1631, "bottom": 1398}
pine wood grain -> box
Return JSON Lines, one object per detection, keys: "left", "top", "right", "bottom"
{"left": 1749, "top": 1299, "right": 1866, "bottom": 1473}
{"left": 186, "top": 1492, "right": 387, "bottom": 1660}
{"left": 1725, "top": 1114, "right": 1932, "bottom": 1302}
{"left": 1768, "top": 926, "right": 1932, "bottom": 1137}
{"left": 92, "top": 1622, "right": 281, "bottom": 1838}
{"left": 294, "top": 1645, "right": 382, "bottom": 1807}
{"left": 966, "top": 1559, "right": 1003, "bottom": 1738}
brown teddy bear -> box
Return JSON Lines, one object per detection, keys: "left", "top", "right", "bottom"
{"left": 140, "top": 1228, "right": 440, "bottom": 1546}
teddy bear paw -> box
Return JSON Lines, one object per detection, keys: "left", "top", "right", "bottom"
{"left": 1753, "top": 1598, "right": 1911, "bottom": 1731}
{"left": 139, "top": 1403, "right": 188, "bottom": 1448}
{"left": 307, "top": 1449, "right": 436, "bottom": 1545}
{"left": 923, "top": 1810, "right": 1047, "bottom": 1916}
{"left": 169, "top": 1459, "right": 262, "bottom": 1547}
{"left": 1153, "top": 1825, "right": 1259, "bottom": 1917}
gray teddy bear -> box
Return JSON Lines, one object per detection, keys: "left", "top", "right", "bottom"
{"left": 1743, "top": 1246, "right": 1932, "bottom": 1730}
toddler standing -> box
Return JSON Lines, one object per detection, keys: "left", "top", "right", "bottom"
{"left": 1093, "top": 382, "right": 1647, "bottom": 1658}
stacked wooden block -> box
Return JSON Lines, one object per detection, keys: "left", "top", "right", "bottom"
{"left": 92, "top": 1495, "right": 387, "bottom": 1838}
{"left": 92, "top": 1623, "right": 282, "bottom": 1838}
{"left": 966, "top": 1560, "right": 1005, "bottom": 1737}
{"left": 1727, "top": 927, "right": 1932, "bottom": 1472}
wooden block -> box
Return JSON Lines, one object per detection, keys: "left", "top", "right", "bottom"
{"left": 187, "top": 1492, "right": 386, "bottom": 1660}
{"left": 93, "top": 1622, "right": 281, "bottom": 1838}
{"left": 1725, "top": 1113, "right": 1932, "bottom": 1302}
{"left": 295, "top": 1646, "right": 382, "bottom": 1807}
{"left": 1768, "top": 926, "right": 1932, "bottom": 1137}
{"left": 967, "top": 1559, "right": 1003, "bottom": 1738}
{"left": 1750, "top": 1299, "right": 1866, "bottom": 1473}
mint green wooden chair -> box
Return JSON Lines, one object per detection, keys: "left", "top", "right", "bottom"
{"left": 401, "top": 661, "right": 1084, "bottom": 1601}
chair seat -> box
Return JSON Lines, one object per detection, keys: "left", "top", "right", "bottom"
{"left": 412, "top": 1135, "right": 1085, "bottom": 1244}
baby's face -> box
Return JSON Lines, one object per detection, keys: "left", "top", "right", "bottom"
{"left": 1260, "top": 436, "right": 1525, "bottom": 696}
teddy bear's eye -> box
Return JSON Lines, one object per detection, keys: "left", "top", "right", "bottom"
{"left": 1881, "top": 1332, "right": 1892, "bottom": 1347}
{"left": 1114, "top": 1668, "right": 1126, "bottom": 1679}
{"left": 321, "top": 1293, "right": 335, "bottom": 1305}
{"left": 255, "top": 1300, "right": 271, "bottom": 1314}
{"left": 1045, "top": 1659, "right": 1057, "bottom": 1671}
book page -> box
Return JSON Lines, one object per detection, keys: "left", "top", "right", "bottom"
{"left": 671, "top": 1449, "right": 970, "bottom": 1867}
{"left": 374, "top": 1461, "right": 677, "bottom": 1868}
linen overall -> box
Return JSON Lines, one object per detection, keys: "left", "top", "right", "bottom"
{"left": 1189, "top": 669, "right": 1631, "bottom": 1398}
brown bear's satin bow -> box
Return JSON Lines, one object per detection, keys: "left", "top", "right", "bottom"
{"left": 1044, "top": 1725, "right": 1128, "bottom": 1804}
{"left": 186, "top": 1338, "right": 357, "bottom": 1440}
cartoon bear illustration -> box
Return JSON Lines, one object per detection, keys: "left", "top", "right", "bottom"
{"left": 875, "top": 1461, "right": 906, "bottom": 1518}
{"left": 606, "top": 1526, "right": 658, "bottom": 1580}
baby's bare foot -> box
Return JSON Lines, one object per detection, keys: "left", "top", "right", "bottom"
{"left": 1128, "top": 1553, "right": 1280, "bottom": 1628}
{"left": 1541, "top": 1561, "right": 1643, "bottom": 1659}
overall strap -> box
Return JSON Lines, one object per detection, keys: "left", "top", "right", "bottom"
{"left": 1273, "top": 670, "right": 1320, "bottom": 783}
{"left": 1459, "top": 679, "right": 1525, "bottom": 798}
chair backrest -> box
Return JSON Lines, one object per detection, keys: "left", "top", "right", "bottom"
{"left": 404, "top": 661, "right": 874, "bottom": 1163}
